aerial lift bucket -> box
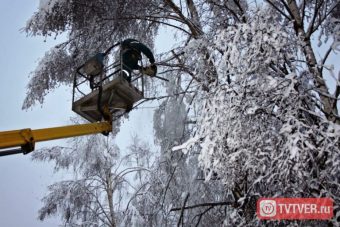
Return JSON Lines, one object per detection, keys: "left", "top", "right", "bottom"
{"left": 72, "top": 47, "right": 144, "bottom": 123}
{"left": 72, "top": 74, "right": 143, "bottom": 122}
{"left": 0, "top": 42, "right": 167, "bottom": 156}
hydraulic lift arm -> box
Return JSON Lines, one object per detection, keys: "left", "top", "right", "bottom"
{"left": 0, "top": 121, "right": 112, "bottom": 156}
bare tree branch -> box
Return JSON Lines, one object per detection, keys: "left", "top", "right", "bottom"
{"left": 194, "top": 206, "right": 214, "bottom": 227}
{"left": 264, "top": 0, "right": 292, "bottom": 21}
{"left": 306, "top": 0, "right": 324, "bottom": 38}
{"left": 177, "top": 193, "right": 190, "bottom": 227}
{"left": 170, "top": 201, "right": 233, "bottom": 212}
{"left": 164, "top": 0, "right": 202, "bottom": 37}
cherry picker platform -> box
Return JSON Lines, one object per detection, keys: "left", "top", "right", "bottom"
{"left": 72, "top": 52, "right": 144, "bottom": 122}
{"left": 0, "top": 42, "right": 151, "bottom": 156}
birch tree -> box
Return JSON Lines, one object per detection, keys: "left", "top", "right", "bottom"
{"left": 24, "top": 0, "right": 340, "bottom": 226}
{"left": 32, "top": 131, "right": 152, "bottom": 226}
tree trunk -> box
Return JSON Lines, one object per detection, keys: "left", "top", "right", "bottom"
{"left": 106, "top": 172, "right": 116, "bottom": 227}
{"left": 287, "top": 0, "right": 339, "bottom": 123}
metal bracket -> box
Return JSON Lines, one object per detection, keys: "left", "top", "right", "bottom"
{"left": 20, "top": 129, "right": 35, "bottom": 154}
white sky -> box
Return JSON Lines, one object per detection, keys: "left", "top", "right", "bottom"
{"left": 0, "top": 1, "right": 68, "bottom": 226}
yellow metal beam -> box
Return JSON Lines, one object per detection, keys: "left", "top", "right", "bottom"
{"left": 0, "top": 128, "right": 34, "bottom": 150}
{"left": 0, "top": 121, "right": 112, "bottom": 150}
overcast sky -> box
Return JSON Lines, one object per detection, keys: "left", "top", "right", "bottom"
{"left": 0, "top": 1, "right": 67, "bottom": 226}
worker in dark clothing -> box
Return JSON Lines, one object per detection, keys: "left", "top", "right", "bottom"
{"left": 120, "top": 38, "right": 157, "bottom": 82}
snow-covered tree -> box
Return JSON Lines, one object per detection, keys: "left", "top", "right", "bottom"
{"left": 32, "top": 129, "right": 153, "bottom": 226}
{"left": 24, "top": 0, "right": 340, "bottom": 226}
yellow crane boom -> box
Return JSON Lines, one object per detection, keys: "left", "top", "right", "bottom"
{"left": 0, "top": 42, "right": 154, "bottom": 157}
{"left": 0, "top": 121, "right": 112, "bottom": 156}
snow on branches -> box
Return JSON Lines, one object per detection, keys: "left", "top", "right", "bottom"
{"left": 23, "top": 0, "right": 160, "bottom": 109}
{"left": 179, "top": 7, "right": 340, "bottom": 225}
{"left": 22, "top": 46, "right": 73, "bottom": 109}
{"left": 23, "top": 0, "right": 340, "bottom": 225}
